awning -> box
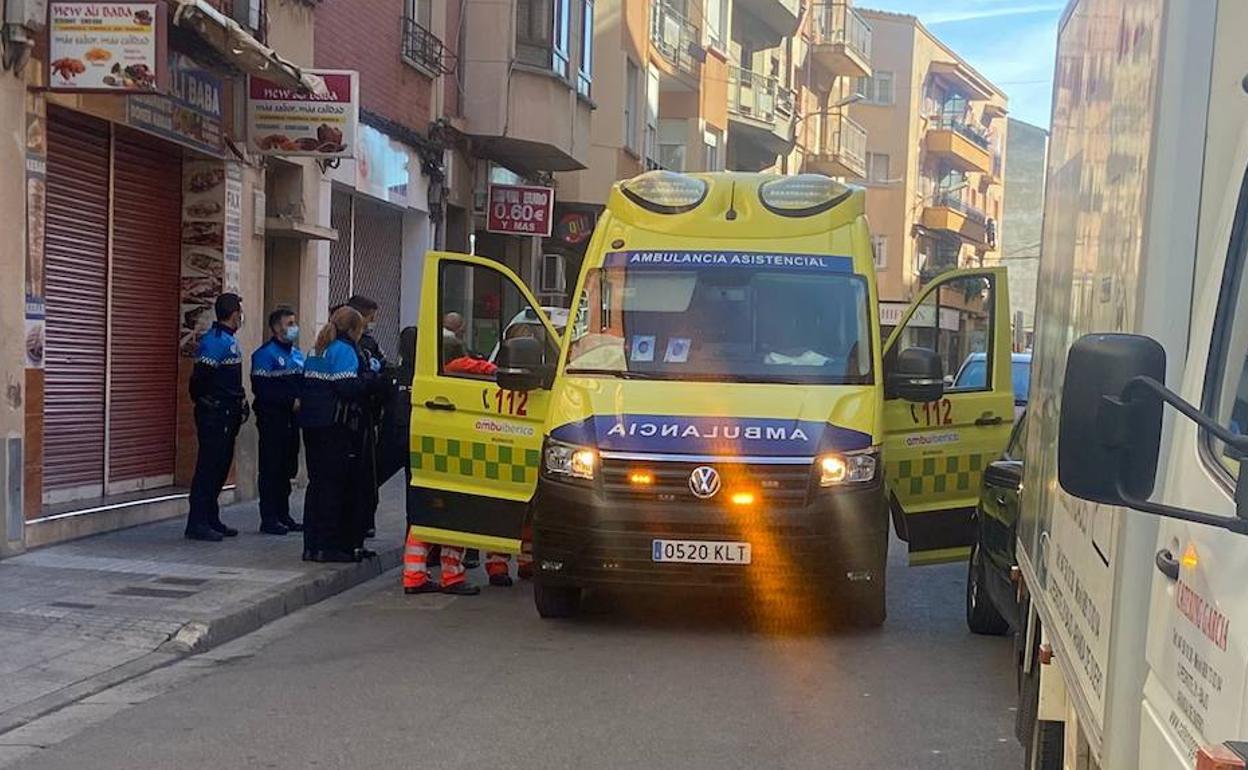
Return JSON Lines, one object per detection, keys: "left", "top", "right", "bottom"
{"left": 930, "top": 60, "right": 995, "bottom": 101}
{"left": 170, "top": 0, "right": 326, "bottom": 96}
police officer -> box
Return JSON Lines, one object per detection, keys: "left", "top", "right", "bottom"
{"left": 251, "top": 307, "right": 305, "bottom": 535}
{"left": 301, "top": 306, "right": 375, "bottom": 562}
{"left": 347, "top": 295, "right": 386, "bottom": 540}
{"left": 186, "top": 294, "right": 248, "bottom": 542}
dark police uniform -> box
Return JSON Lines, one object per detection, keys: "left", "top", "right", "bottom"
{"left": 251, "top": 337, "right": 305, "bottom": 530}
{"left": 187, "top": 322, "right": 246, "bottom": 536}
{"left": 301, "top": 338, "right": 371, "bottom": 558}
{"left": 356, "top": 331, "right": 388, "bottom": 535}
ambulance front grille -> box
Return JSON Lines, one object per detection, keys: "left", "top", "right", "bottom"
{"left": 599, "top": 458, "right": 812, "bottom": 508}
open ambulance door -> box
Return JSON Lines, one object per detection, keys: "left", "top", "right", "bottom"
{"left": 882, "top": 267, "right": 1014, "bottom": 565}
{"left": 407, "top": 252, "right": 560, "bottom": 554}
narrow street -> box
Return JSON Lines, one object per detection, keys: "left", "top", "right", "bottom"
{"left": 2, "top": 539, "right": 1021, "bottom": 770}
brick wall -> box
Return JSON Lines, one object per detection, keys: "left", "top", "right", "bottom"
{"left": 315, "top": 0, "right": 435, "bottom": 132}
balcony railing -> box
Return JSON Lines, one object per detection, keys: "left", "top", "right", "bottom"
{"left": 819, "top": 112, "right": 867, "bottom": 175}
{"left": 931, "top": 189, "right": 987, "bottom": 225}
{"left": 650, "top": 0, "right": 699, "bottom": 76}
{"left": 931, "top": 117, "right": 991, "bottom": 151}
{"left": 727, "top": 65, "right": 796, "bottom": 127}
{"left": 403, "top": 15, "right": 453, "bottom": 75}
{"left": 811, "top": 2, "right": 872, "bottom": 63}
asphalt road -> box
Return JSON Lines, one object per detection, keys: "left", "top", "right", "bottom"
{"left": 4, "top": 539, "right": 1023, "bottom": 770}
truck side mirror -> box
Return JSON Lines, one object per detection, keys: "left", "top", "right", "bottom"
{"left": 1059, "top": 334, "right": 1166, "bottom": 505}
{"left": 496, "top": 336, "right": 545, "bottom": 392}
{"left": 1058, "top": 334, "right": 1248, "bottom": 535}
{"left": 886, "top": 347, "right": 945, "bottom": 403}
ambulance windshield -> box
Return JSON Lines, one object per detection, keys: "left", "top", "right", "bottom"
{"left": 565, "top": 252, "right": 873, "bottom": 385}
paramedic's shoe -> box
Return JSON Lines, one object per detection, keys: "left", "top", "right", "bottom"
{"left": 489, "top": 574, "right": 514, "bottom": 588}
{"left": 405, "top": 582, "right": 441, "bottom": 595}
{"left": 441, "top": 582, "right": 481, "bottom": 596}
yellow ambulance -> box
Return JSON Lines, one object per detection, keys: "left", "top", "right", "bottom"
{"left": 409, "top": 171, "right": 1013, "bottom": 623}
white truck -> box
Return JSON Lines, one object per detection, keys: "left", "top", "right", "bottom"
{"left": 1014, "top": 0, "right": 1248, "bottom": 768}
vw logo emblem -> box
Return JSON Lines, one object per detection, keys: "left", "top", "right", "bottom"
{"left": 688, "top": 466, "right": 722, "bottom": 499}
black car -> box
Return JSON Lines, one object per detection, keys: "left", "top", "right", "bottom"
{"left": 966, "top": 411, "right": 1027, "bottom": 635}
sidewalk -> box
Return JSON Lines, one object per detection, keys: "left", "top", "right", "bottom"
{"left": 0, "top": 477, "right": 409, "bottom": 736}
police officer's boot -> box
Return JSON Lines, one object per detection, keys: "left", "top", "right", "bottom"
{"left": 186, "top": 524, "right": 224, "bottom": 542}
{"left": 278, "top": 516, "right": 304, "bottom": 533}
{"left": 259, "top": 520, "right": 289, "bottom": 536}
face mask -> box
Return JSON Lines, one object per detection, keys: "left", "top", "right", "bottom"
{"left": 237, "top": 312, "right": 246, "bottom": 330}
{"left": 284, "top": 325, "right": 299, "bottom": 343}
{"left": 367, "top": 322, "right": 377, "bottom": 333}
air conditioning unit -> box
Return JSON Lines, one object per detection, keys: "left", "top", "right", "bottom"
{"left": 540, "top": 254, "right": 566, "bottom": 294}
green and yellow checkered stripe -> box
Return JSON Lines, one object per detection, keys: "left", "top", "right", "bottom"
{"left": 888, "top": 453, "right": 993, "bottom": 497}
{"left": 411, "top": 436, "right": 540, "bottom": 484}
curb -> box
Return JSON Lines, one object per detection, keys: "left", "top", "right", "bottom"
{"left": 0, "top": 543, "right": 402, "bottom": 737}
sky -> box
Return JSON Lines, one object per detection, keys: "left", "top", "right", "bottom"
{"left": 868, "top": 1, "right": 1064, "bottom": 128}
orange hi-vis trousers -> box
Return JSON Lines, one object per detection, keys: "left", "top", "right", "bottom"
{"left": 402, "top": 529, "right": 466, "bottom": 588}
{"left": 484, "top": 526, "right": 534, "bottom": 578}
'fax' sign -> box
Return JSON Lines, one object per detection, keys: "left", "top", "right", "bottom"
{"left": 486, "top": 184, "right": 555, "bottom": 237}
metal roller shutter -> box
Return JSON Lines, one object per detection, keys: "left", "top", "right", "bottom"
{"left": 108, "top": 128, "right": 181, "bottom": 488}
{"left": 328, "top": 189, "right": 353, "bottom": 307}
{"left": 352, "top": 197, "right": 403, "bottom": 357}
{"left": 43, "top": 109, "right": 110, "bottom": 498}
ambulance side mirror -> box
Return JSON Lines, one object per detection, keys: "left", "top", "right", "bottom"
{"left": 886, "top": 347, "right": 945, "bottom": 403}
{"left": 496, "top": 337, "right": 546, "bottom": 392}
{"left": 1059, "top": 333, "right": 1248, "bottom": 535}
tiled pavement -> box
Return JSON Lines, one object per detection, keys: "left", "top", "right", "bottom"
{"left": 0, "top": 478, "right": 408, "bottom": 735}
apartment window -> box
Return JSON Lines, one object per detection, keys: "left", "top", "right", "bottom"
{"left": 517, "top": 0, "right": 570, "bottom": 78}
{"left": 705, "top": 0, "right": 728, "bottom": 51}
{"left": 645, "top": 65, "right": 660, "bottom": 168}
{"left": 866, "top": 152, "right": 889, "bottom": 183}
{"left": 231, "top": 0, "right": 265, "bottom": 40}
{"left": 703, "top": 127, "right": 722, "bottom": 171}
{"left": 624, "top": 60, "right": 640, "bottom": 153}
{"left": 406, "top": 0, "right": 431, "bottom": 26}
{"left": 659, "top": 118, "right": 687, "bottom": 172}
{"left": 577, "top": 0, "right": 593, "bottom": 97}
{"left": 872, "top": 235, "right": 888, "bottom": 269}
{"left": 856, "top": 71, "right": 894, "bottom": 105}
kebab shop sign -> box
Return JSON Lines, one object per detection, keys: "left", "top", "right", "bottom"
{"left": 247, "top": 70, "right": 358, "bottom": 159}
{"left": 487, "top": 184, "right": 555, "bottom": 236}
{"left": 49, "top": 2, "right": 165, "bottom": 92}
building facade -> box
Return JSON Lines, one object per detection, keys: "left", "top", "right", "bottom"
{"left": 1001, "top": 117, "right": 1048, "bottom": 348}
{"left": 848, "top": 10, "right": 1009, "bottom": 329}
{"left": 0, "top": 1, "right": 332, "bottom": 555}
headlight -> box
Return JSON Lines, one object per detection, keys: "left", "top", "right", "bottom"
{"left": 759, "top": 174, "right": 852, "bottom": 217}
{"left": 544, "top": 440, "right": 597, "bottom": 481}
{"left": 620, "top": 171, "right": 708, "bottom": 214}
{"left": 818, "top": 451, "right": 877, "bottom": 486}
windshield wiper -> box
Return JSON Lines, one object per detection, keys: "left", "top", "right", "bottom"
{"left": 564, "top": 368, "right": 663, "bottom": 380}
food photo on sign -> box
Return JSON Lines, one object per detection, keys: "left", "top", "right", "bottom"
{"left": 48, "top": 2, "right": 165, "bottom": 92}
{"left": 248, "top": 70, "right": 358, "bottom": 158}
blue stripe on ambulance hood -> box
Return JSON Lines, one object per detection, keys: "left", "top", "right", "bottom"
{"left": 604, "top": 251, "right": 854, "bottom": 272}
{"left": 549, "top": 415, "right": 872, "bottom": 456}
